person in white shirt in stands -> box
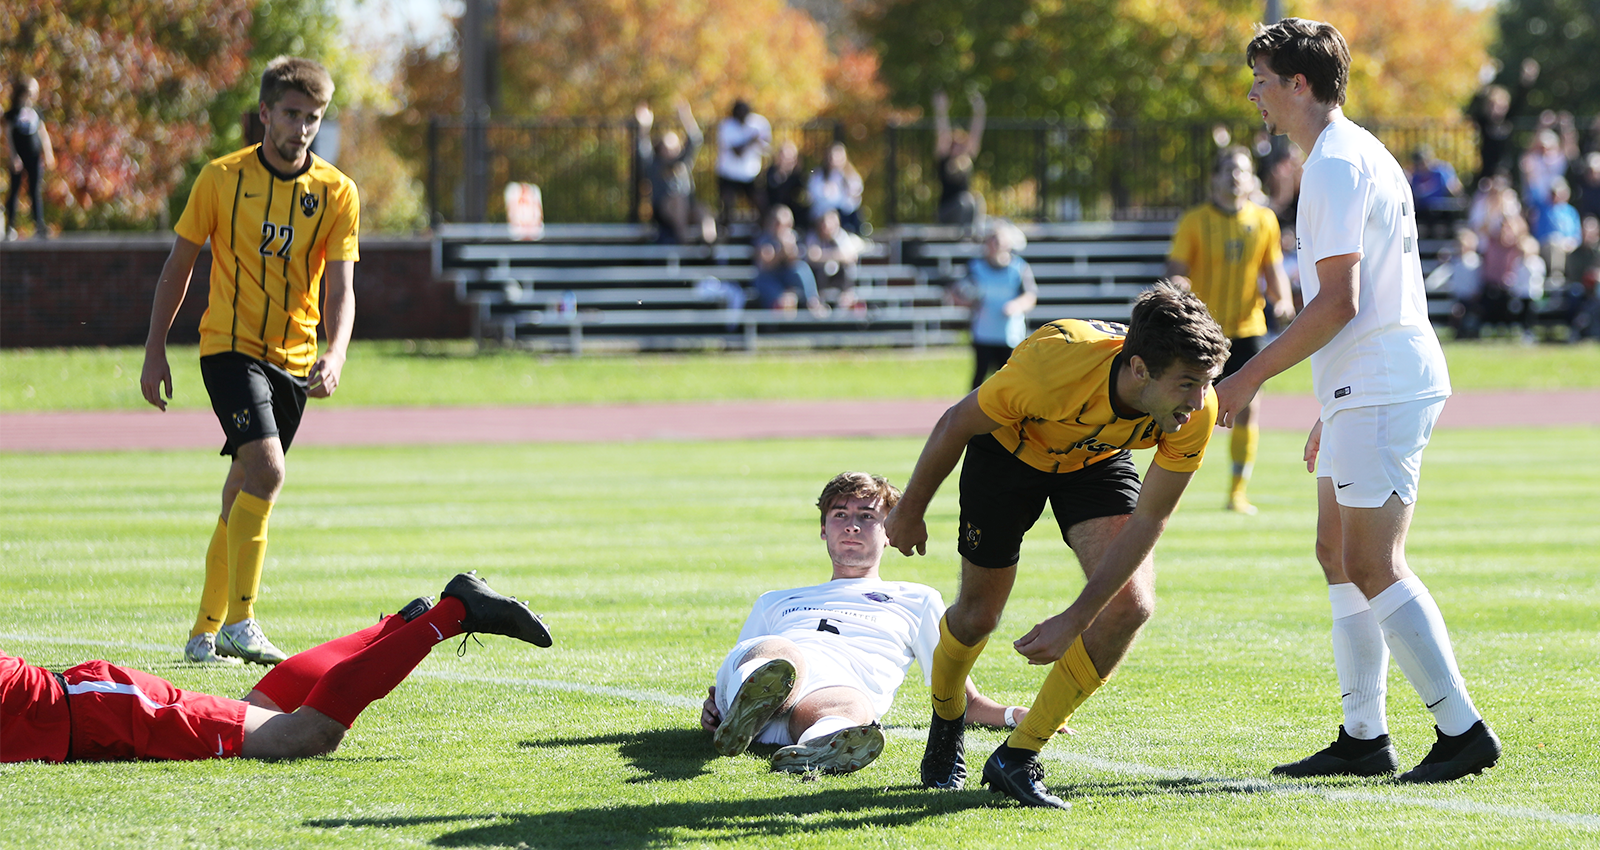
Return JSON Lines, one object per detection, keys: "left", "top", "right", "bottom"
{"left": 701, "top": 472, "right": 1026, "bottom": 775}
{"left": 715, "top": 99, "right": 771, "bottom": 229}
{"left": 1217, "top": 17, "right": 1500, "bottom": 784}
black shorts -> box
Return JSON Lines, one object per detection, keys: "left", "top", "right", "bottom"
{"left": 200, "top": 353, "right": 308, "bottom": 457}
{"left": 957, "top": 434, "right": 1142, "bottom": 569}
{"left": 1220, "top": 334, "right": 1265, "bottom": 380}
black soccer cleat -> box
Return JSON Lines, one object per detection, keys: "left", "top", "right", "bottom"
{"left": 1271, "top": 726, "right": 1399, "bottom": 778}
{"left": 441, "top": 571, "right": 553, "bottom": 648}
{"left": 1398, "top": 720, "right": 1502, "bottom": 783}
{"left": 981, "top": 744, "right": 1071, "bottom": 810}
{"left": 396, "top": 596, "right": 434, "bottom": 622}
{"left": 920, "top": 708, "right": 968, "bottom": 790}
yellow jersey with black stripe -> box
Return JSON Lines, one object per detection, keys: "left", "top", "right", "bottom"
{"left": 1168, "top": 202, "right": 1280, "bottom": 339}
{"left": 975, "top": 319, "right": 1215, "bottom": 474}
{"left": 176, "top": 145, "right": 360, "bottom": 376}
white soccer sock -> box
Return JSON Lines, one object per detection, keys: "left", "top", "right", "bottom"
{"left": 797, "top": 715, "right": 859, "bottom": 744}
{"left": 1371, "top": 576, "right": 1482, "bottom": 737}
{"left": 1328, "top": 583, "right": 1389, "bottom": 740}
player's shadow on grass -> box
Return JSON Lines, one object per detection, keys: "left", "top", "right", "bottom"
{"left": 306, "top": 786, "right": 977, "bottom": 848}
{"left": 519, "top": 727, "right": 719, "bottom": 783}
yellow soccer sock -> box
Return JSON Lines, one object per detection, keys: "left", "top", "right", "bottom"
{"left": 190, "top": 517, "right": 230, "bottom": 638}
{"left": 224, "top": 492, "right": 274, "bottom": 625}
{"left": 1230, "top": 423, "right": 1259, "bottom": 486}
{"left": 931, "top": 616, "right": 988, "bottom": 720}
{"left": 1006, "top": 636, "right": 1107, "bottom": 752}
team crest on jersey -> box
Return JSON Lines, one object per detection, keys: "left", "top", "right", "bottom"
{"left": 862, "top": 592, "right": 891, "bottom": 603}
{"left": 300, "top": 193, "right": 319, "bottom": 218}
{"left": 231, "top": 409, "right": 251, "bottom": 431}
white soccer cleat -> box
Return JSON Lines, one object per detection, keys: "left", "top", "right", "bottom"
{"left": 184, "top": 632, "right": 242, "bottom": 665}
{"left": 216, "top": 618, "right": 288, "bottom": 665}
{"left": 770, "top": 722, "right": 886, "bottom": 775}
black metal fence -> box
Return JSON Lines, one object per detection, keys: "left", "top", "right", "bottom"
{"left": 426, "top": 116, "right": 1482, "bottom": 227}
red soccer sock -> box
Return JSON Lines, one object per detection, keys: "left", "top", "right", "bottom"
{"left": 250, "top": 614, "right": 410, "bottom": 712}
{"left": 301, "top": 598, "right": 467, "bottom": 728}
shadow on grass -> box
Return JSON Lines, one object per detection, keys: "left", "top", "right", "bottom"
{"left": 305, "top": 785, "right": 979, "bottom": 848}
{"left": 518, "top": 727, "right": 719, "bottom": 783}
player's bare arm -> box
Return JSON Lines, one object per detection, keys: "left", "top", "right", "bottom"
{"left": 307, "top": 260, "right": 355, "bottom": 398}
{"left": 885, "top": 391, "right": 1001, "bottom": 556}
{"left": 1215, "top": 252, "right": 1359, "bottom": 427}
{"left": 139, "top": 236, "right": 205, "bottom": 411}
{"left": 1012, "top": 464, "right": 1192, "bottom": 665}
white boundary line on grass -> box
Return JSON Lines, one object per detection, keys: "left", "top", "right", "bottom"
{"left": 6, "top": 632, "right": 1596, "bottom": 831}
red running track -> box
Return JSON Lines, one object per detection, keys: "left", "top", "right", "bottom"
{"left": 2, "top": 391, "right": 1597, "bottom": 453}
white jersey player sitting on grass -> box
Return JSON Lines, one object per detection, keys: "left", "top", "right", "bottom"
{"left": 701, "top": 471, "right": 1026, "bottom": 775}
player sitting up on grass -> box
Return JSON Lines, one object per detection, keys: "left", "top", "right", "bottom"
{"left": 1, "top": 573, "right": 550, "bottom": 762}
{"left": 701, "top": 472, "right": 1028, "bottom": 775}
{"left": 886, "top": 282, "right": 1229, "bottom": 809}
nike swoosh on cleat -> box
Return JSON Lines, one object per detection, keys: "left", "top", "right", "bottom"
{"left": 215, "top": 735, "right": 224, "bottom": 756}
{"left": 430, "top": 624, "right": 443, "bottom": 640}
{"left": 1426, "top": 696, "right": 1447, "bottom": 708}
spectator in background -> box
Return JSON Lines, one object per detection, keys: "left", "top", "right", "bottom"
{"left": 808, "top": 142, "right": 865, "bottom": 235}
{"left": 1563, "top": 216, "right": 1600, "bottom": 340}
{"left": 1569, "top": 152, "right": 1600, "bottom": 223}
{"left": 716, "top": 99, "right": 771, "bottom": 230}
{"left": 1519, "top": 119, "right": 1577, "bottom": 214}
{"left": 1466, "top": 59, "right": 1537, "bottom": 186}
{"left": 933, "top": 89, "right": 986, "bottom": 230}
{"left": 636, "top": 99, "right": 715, "bottom": 245}
{"left": 1477, "top": 206, "right": 1527, "bottom": 334}
{"left": 805, "top": 209, "right": 864, "bottom": 312}
{"left": 762, "top": 140, "right": 806, "bottom": 225}
{"left": 1425, "top": 228, "right": 1484, "bottom": 340}
{"left": 3, "top": 76, "right": 55, "bottom": 240}
{"left": 752, "top": 204, "right": 827, "bottom": 318}
{"left": 951, "top": 220, "right": 1037, "bottom": 390}
{"left": 1408, "top": 146, "right": 1463, "bottom": 238}
{"left": 1507, "top": 234, "right": 1547, "bottom": 342}
{"left": 1532, "top": 178, "right": 1582, "bottom": 280}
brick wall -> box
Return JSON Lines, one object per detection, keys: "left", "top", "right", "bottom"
{"left": 0, "top": 236, "right": 470, "bottom": 347}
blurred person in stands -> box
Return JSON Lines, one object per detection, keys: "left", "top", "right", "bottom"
{"left": 1425, "top": 228, "right": 1484, "bottom": 340}
{"left": 1562, "top": 216, "right": 1600, "bottom": 340}
{"left": 808, "top": 142, "right": 866, "bottom": 235}
{"left": 3, "top": 76, "right": 55, "bottom": 240}
{"left": 933, "top": 89, "right": 987, "bottom": 230}
{"left": 752, "top": 204, "right": 827, "bottom": 318}
{"left": 1532, "top": 178, "right": 1582, "bottom": 281}
{"left": 951, "top": 220, "right": 1036, "bottom": 390}
{"left": 805, "top": 209, "right": 865, "bottom": 312}
{"left": 1408, "top": 146, "right": 1463, "bottom": 239}
{"left": 762, "top": 140, "right": 806, "bottom": 225}
{"left": 1507, "top": 234, "right": 1548, "bottom": 343}
{"left": 1568, "top": 152, "right": 1600, "bottom": 224}
{"left": 1466, "top": 59, "right": 1537, "bottom": 185}
{"left": 636, "top": 99, "right": 715, "bottom": 245}
{"left": 716, "top": 99, "right": 771, "bottom": 230}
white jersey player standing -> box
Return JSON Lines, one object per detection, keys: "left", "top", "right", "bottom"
{"left": 1215, "top": 18, "right": 1500, "bottom": 783}
{"left": 701, "top": 472, "right": 1026, "bottom": 775}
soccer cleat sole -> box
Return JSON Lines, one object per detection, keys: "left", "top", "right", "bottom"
{"left": 771, "top": 723, "right": 885, "bottom": 775}
{"left": 714, "top": 658, "right": 796, "bottom": 757}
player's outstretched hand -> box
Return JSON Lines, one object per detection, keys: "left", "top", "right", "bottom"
{"left": 701, "top": 686, "right": 721, "bottom": 733}
{"left": 139, "top": 349, "right": 172, "bottom": 411}
{"left": 1013, "top": 613, "right": 1083, "bottom": 666}
{"left": 1212, "top": 372, "right": 1258, "bottom": 430}
{"left": 883, "top": 505, "right": 927, "bottom": 557}
{"left": 1303, "top": 419, "right": 1323, "bottom": 474}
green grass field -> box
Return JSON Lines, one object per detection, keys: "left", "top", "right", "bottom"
{"left": 2, "top": 427, "right": 1597, "bottom": 848}
{"left": 5, "top": 339, "right": 1600, "bottom": 411}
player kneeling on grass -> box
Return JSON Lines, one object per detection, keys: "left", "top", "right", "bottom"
{"left": 1, "top": 573, "right": 550, "bottom": 762}
{"left": 701, "top": 472, "right": 1028, "bottom": 776}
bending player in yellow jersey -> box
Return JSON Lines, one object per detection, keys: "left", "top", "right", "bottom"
{"left": 1167, "top": 146, "right": 1294, "bottom": 515}
{"left": 885, "top": 282, "right": 1230, "bottom": 809}
{"left": 140, "top": 57, "right": 360, "bottom": 666}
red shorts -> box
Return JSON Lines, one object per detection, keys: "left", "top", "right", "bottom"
{"left": 62, "top": 660, "right": 248, "bottom": 761}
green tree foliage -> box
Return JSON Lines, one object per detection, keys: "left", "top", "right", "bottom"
{"left": 1491, "top": 0, "right": 1599, "bottom": 117}
{"left": 1, "top": 0, "right": 251, "bottom": 230}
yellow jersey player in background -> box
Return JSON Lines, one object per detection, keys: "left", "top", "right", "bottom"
{"left": 140, "top": 56, "right": 359, "bottom": 666}
{"left": 885, "top": 282, "right": 1230, "bottom": 809}
{"left": 1167, "top": 146, "right": 1294, "bottom": 515}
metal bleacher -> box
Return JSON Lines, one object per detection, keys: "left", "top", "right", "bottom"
{"left": 435, "top": 221, "right": 1460, "bottom": 354}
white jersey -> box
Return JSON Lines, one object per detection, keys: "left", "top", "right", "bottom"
{"left": 735, "top": 577, "right": 944, "bottom": 717}
{"left": 1297, "top": 117, "right": 1451, "bottom": 418}
{"left": 715, "top": 115, "right": 771, "bottom": 182}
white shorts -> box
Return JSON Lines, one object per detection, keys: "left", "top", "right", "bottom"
{"left": 714, "top": 636, "right": 874, "bottom": 746}
{"left": 1319, "top": 397, "right": 1445, "bottom": 508}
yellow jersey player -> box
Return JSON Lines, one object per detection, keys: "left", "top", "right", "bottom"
{"left": 1167, "top": 146, "right": 1294, "bottom": 514}
{"left": 140, "top": 57, "right": 359, "bottom": 666}
{"left": 884, "top": 282, "right": 1229, "bottom": 809}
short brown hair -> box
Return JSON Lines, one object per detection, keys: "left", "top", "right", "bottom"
{"left": 1123, "top": 281, "right": 1230, "bottom": 377}
{"left": 259, "top": 56, "right": 334, "bottom": 108}
{"left": 816, "top": 472, "right": 901, "bottom": 526}
{"left": 1246, "top": 18, "right": 1349, "bottom": 107}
